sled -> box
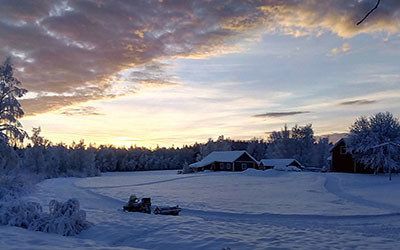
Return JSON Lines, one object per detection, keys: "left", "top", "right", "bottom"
{"left": 153, "top": 205, "right": 181, "bottom": 216}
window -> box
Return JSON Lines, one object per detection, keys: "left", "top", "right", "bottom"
{"left": 241, "top": 163, "right": 247, "bottom": 170}
{"left": 340, "top": 146, "right": 347, "bottom": 155}
{"left": 226, "top": 163, "right": 231, "bottom": 170}
{"left": 220, "top": 163, "right": 225, "bottom": 170}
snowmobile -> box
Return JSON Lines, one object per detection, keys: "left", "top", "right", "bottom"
{"left": 153, "top": 205, "right": 181, "bottom": 216}
{"left": 123, "top": 195, "right": 152, "bottom": 214}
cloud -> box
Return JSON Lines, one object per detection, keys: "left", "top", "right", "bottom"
{"left": 253, "top": 111, "right": 311, "bottom": 118}
{"left": 60, "top": 106, "right": 103, "bottom": 116}
{"left": 329, "top": 43, "right": 351, "bottom": 56}
{"left": 338, "top": 99, "right": 377, "bottom": 106}
{"left": 0, "top": 0, "right": 398, "bottom": 115}
{"left": 20, "top": 95, "right": 97, "bottom": 115}
{"left": 259, "top": 0, "right": 400, "bottom": 38}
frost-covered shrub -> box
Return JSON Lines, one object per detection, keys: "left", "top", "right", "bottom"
{"left": 29, "top": 199, "right": 90, "bottom": 236}
{"left": 0, "top": 200, "right": 42, "bottom": 228}
{"left": 0, "top": 198, "right": 90, "bottom": 236}
{"left": 0, "top": 176, "right": 22, "bottom": 201}
{"left": 0, "top": 171, "right": 37, "bottom": 202}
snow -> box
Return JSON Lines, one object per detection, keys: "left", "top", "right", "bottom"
{"left": 2, "top": 170, "right": 400, "bottom": 249}
{"left": 189, "top": 150, "right": 256, "bottom": 168}
{"left": 273, "top": 164, "right": 302, "bottom": 171}
{"left": 259, "top": 159, "right": 302, "bottom": 171}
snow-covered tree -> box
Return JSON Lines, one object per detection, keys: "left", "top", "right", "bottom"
{"left": 266, "top": 124, "right": 292, "bottom": 159}
{"left": 23, "top": 145, "right": 46, "bottom": 175}
{"left": 198, "top": 136, "right": 232, "bottom": 160}
{"left": 0, "top": 171, "right": 35, "bottom": 202}
{"left": 181, "top": 161, "right": 193, "bottom": 174}
{"left": 69, "top": 140, "right": 99, "bottom": 177}
{"left": 312, "top": 138, "right": 331, "bottom": 168}
{"left": 265, "top": 124, "right": 316, "bottom": 166}
{"left": 0, "top": 57, "right": 27, "bottom": 144}
{"left": 0, "top": 139, "right": 19, "bottom": 173}
{"left": 347, "top": 112, "right": 400, "bottom": 179}
{"left": 246, "top": 138, "right": 267, "bottom": 160}
{"left": 291, "top": 124, "right": 315, "bottom": 165}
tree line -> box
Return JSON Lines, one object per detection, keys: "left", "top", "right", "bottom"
{"left": 14, "top": 126, "right": 330, "bottom": 177}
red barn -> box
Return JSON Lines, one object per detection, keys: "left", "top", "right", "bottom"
{"left": 330, "top": 138, "right": 370, "bottom": 173}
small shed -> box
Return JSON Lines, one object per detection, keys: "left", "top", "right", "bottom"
{"left": 189, "top": 150, "right": 258, "bottom": 172}
{"left": 259, "top": 159, "right": 303, "bottom": 171}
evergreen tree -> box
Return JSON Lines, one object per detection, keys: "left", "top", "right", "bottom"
{"left": 0, "top": 57, "right": 27, "bottom": 144}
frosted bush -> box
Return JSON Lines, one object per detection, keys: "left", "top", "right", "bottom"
{"left": 0, "top": 198, "right": 90, "bottom": 236}
{"left": 0, "top": 173, "right": 36, "bottom": 202}
{"left": 29, "top": 198, "right": 90, "bottom": 236}
{"left": 0, "top": 179, "right": 21, "bottom": 201}
{"left": 0, "top": 200, "right": 42, "bottom": 228}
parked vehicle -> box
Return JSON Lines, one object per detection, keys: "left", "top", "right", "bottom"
{"left": 154, "top": 205, "right": 181, "bottom": 216}
{"left": 123, "top": 195, "right": 152, "bottom": 214}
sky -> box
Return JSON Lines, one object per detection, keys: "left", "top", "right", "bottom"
{"left": 1, "top": 0, "right": 400, "bottom": 148}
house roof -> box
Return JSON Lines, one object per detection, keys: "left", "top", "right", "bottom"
{"left": 259, "top": 159, "right": 302, "bottom": 168}
{"left": 330, "top": 137, "right": 349, "bottom": 152}
{"left": 189, "top": 150, "right": 256, "bottom": 168}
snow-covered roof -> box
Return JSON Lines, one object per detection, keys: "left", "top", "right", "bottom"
{"left": 189, "top": 150, "right": 256, "bottom": 168}
{"left": 259, "top": 159, "right": 302, "bottom": 169}
{"left": 330, "top": 137, "right": 349, "bottom": 152}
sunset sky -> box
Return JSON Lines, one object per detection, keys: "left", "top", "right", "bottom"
{"left": 1, "top": 0, "right": 400, "bottom": 147}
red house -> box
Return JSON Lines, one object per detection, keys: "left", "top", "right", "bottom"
{"left": 189, "top": 150, "right": 258, "bottom": 172}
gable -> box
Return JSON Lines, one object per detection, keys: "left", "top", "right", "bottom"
{"left": 289, "top": 160, "right": 302, "bottom": 167}
{"left": 331, "top": 138, "right": 348, "bottom": 152}
{"left": 260, "top": 159, "right": 303, "bottom": 168}
{"left": 235, "top": 152, "right": 257, "bottom": 163}
{"left": 189, "top": 150, "right": 255, "bottom": 168}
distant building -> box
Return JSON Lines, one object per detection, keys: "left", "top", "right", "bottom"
{"left": 330, "top": 138, "right": 368, "bottom": 173}
{"left": 259, "top": 159, "right": 303, "bottom": 171}
{"left": 189, "top": 150, "right": 258, "bottom": 172}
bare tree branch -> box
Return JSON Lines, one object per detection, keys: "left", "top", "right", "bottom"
{"left": 356, "top": 0, "right": 381, "bottom": 25}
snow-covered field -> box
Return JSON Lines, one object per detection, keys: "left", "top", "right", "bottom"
{"left": 2, "top": 169, "right": 400, "bottom": 249}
